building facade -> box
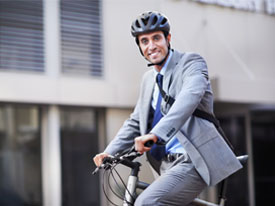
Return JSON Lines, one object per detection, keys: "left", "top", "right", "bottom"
{"left": 0, "top": 0, "right": 274, "bottom": 205}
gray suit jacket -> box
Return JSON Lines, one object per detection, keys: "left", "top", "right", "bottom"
{"left": 104, "top": 50, "right": 242, "bottom": 186}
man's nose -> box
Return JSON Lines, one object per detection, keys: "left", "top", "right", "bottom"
{"left": 148, "top": 40, "right": 156, "bottom": 51}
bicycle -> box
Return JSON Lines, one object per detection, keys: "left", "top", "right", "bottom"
{"left": 92, "top": 143, "right": 248, "bottom": 206}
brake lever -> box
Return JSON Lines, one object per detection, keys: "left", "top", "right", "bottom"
{"left": 92, "top": 156, "right": 115, "bottom": 175}
{"left": 92, "top": 167, "right": 100, "bottom": 175}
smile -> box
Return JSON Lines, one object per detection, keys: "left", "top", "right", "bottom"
{"left": 149, "top": 51, "right": 160, "bottom": 58}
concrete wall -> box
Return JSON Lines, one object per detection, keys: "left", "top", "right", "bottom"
{"left": 1, "top": 0, "right": 274, "bottom": 108}
{"left": 103, "top": 0, "right": 275, "bottom": 104}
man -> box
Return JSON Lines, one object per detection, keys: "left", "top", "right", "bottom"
{"left": 93, "top": 11, "right": 242, "bottom": 206}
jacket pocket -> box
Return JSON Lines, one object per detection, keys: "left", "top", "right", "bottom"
{"left": 191, "top": 128, "right": 219, "bottom": 148}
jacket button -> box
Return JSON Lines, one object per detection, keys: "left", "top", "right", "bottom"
{"left": 167, "top": 128, "right": 176, "bottom": 137}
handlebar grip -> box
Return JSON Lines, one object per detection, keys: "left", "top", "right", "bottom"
{"left": 103, "top": 156, "right": 111, "bottom": 163}
{"left": 144, "top": 140, "right": 155, "bottom": 147}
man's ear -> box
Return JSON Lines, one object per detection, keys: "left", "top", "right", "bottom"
{"left": 166, "top": 33, "right": 171, "bottom": 45}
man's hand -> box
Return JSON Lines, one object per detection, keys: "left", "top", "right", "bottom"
{"left": 93, "top": 152, "right": 109, "bottom": 167}
{"left": 134, "top": 134, "right": 158, "bottom": 154}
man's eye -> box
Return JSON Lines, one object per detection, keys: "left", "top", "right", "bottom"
{"left": 141, "top": 39, "right": 148, "bottom": 44}
{"left": 153, "top": 36, "right": 160, "bottom": 41}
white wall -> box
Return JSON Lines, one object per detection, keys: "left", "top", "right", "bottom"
{"left": 103, "top": 0, "right": 275, "bottom": 104}
{"left": 0, "top": 0, "right": 274, "bottom": 108}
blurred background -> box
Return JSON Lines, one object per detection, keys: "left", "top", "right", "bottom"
{"left": 0, "top": 0, "right": 274, "bottom": 205}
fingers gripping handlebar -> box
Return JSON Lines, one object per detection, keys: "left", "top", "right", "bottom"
{"left": 92, "top": 140, "right": 155, "bottom": 175}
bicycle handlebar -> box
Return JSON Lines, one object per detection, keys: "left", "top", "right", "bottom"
{"left": 92, "top": 151, "right": 142, "bottom": 175}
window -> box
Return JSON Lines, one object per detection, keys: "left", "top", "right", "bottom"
{"left": 0, "top": 0, "right": 44, "bottom": 72}
{"left": 60, "top": 0, "right": 103, "bottom": 76}
{"left": 0, "top": 105, "right": 42, "bottom": 205}
{"left": 251, "top": 111, "right": 275, "bottom": 205}
{"left": 60, "top": 107, "right": 101, "bottom": 206}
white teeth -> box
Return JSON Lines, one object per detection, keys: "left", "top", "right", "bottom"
{"left": 150, "top": 51, "right": 159, "bottom": 58}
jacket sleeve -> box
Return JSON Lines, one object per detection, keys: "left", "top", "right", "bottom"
{"left": 150, "top": 53, "right": 209, "bottom": 142}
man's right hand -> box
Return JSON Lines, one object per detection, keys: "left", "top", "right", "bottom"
{"left": 93, "top": 153, "right": 109, "bottom": 167}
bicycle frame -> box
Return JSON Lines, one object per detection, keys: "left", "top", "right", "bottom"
{"left": 122, "top": 161, "right": 149, "bottom": 205}
{"left": 93, "top": 152, "right": 248, "bottom": 206}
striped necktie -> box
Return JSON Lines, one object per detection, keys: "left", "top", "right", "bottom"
{"left": 152, "top": 73, "right": 163, "bottom": 127}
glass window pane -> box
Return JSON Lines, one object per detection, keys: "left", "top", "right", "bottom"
{"left": 60, "top": 0, "right": 103, "bottom": 76}
{"left": 0, "top": 105, "right": 42, "bottom": 205}
{"left": 0, "top": 0, "right": 44, "bottom": 72}
{"left": 251, "top": 111, "right": 275, "bottom": 205}
{"left": 218, "top": 116, "right": 249, "bottom": 206}
{"left": 61, "top": 107, "right": 100, "bottom": 206}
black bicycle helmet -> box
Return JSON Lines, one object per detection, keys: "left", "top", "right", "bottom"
{"left": 131, "top": 11, "right": 170, "bottom": 37}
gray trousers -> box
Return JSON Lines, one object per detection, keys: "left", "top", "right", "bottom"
{"left": 135, "top": 153, "right": 207, "bottom": 206}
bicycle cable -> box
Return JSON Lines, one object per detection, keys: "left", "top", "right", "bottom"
{"left": 108, "top": 165, "right": 125, "bottom": 200}
{"left": 98, "top": 148, "right": 143, "bottom": 206}
{"left": 111, "top": 164, "right": 136, "bottom": 204}
{"left": 101, "top": 158, "right": 136, "bottom": 206}
{"left": 102, "top": 168, "right": 120, "bottom": 206}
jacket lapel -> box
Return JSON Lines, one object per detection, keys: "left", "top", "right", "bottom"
{"left": 162, "top": 50, "right": 181, "bottom": 93}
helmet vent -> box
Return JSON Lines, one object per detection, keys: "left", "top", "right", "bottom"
{"left": 141, "top": 18, "right": 148, "bottom": 26}
{"left": 152, "top": 16, "right": 158, "bottom": 26}
{"left": 135, "top": 20, "right": 141, "bottom": 28}
{"left": 161, "top": 18, "right": 167, "bottom": 25}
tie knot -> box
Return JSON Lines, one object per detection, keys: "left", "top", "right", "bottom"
{"left": 156, "top": 73, "right": 163, "bottom": 86}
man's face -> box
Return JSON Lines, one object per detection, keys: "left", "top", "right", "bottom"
{"left": 138, "top": 31, "right": 171, "bottom": 64}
